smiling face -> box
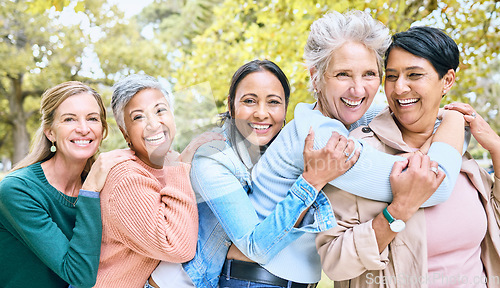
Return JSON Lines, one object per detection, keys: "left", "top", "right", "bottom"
{"left": 122, "top": 88, "right": 176, "bottom": 168}
{"left": 385, "top": 47, "right": 455, "bottom": 133}
{"left": 317, "top": 41, "right": 380, "bottom": 127}
{"left": 231, "top": 70, "right": 286, "bottom": 146}
{"left": 45, "top": 92, "right": 103, "bottom": 163}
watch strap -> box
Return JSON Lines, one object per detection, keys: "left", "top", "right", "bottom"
{"left": 383, "top": 207, "right": 395, "bottom": 224}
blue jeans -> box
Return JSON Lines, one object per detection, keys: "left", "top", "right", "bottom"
{"left": 219, "top": 277, "right": 284, "bottom": 288}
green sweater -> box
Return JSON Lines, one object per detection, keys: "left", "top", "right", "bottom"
{"left": 0, "top": 162, "right": 101, "bottom": 288}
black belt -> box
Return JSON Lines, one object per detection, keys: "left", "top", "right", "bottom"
{"left": 221, "top": 259, "right": 317, "bottom": 288}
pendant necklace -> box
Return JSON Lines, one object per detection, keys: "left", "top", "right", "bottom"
{"left": 57, "top": 190, "right": 78, "bottom": 207}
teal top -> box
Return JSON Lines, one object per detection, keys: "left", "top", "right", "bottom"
{"left": 0, "top": 162, "right": 101, "bottom": 288}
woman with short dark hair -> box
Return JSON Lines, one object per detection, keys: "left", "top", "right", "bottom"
{"left": 317, "top": 26, "right": 500, "bottom": 287}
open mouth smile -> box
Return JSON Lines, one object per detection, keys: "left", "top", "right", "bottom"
{"left": 145, "top": 131, "right": 167, "bottom": 146}
{"left": 71, "top": 139, "right": 93, "bottom": 146}
{"left": 397, "top": 98, "right": 420, "bottom": 107}
{"left": 341, "top": 97, "right": 364, "bottom": 108}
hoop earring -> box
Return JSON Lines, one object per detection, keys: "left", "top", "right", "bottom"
{"left": 50, "top": 141, "right": 57, "bottom": 153}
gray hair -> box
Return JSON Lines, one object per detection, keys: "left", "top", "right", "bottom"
{"left": 111, "top": 74, "right": 173, "bottom": 132}
{"left": 304, "top": 10, "right": 391, "bottom": 94}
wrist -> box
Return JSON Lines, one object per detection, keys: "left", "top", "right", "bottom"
{"left": 386, "top": 203, "right": 415, "bottom": 222}
{"left": 301, "top": 172, "right": 326, "bottom": 192}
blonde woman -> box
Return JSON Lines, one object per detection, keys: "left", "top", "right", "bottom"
{"left": 0, "top": 81, "right": 135, "bottom": 288}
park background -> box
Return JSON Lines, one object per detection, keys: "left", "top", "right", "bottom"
{"left": 0, "top": 0, "right": 499, "bottom": 286}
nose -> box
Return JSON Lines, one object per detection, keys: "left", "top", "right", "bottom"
{"left": 253, "top": 102, "right": 269, "bottom": 120}
{"left": 146, "top": 114, "right": 161, "bottom": 130}
{"left": 76, "top": 119, "right": 90, "bottom": 135}
{"left": 350, "top": 78, "right": 365, "bottom": 98}
{"left": 394, "top": 76, "right": 410, "bottom": 95}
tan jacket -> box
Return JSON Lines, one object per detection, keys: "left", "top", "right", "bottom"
{"left": 317, "top": 108, "right": 500, "bottom": 288}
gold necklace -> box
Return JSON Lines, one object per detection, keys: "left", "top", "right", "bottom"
{"left": 57, "top": 190, "right": 78, "bottom": 207}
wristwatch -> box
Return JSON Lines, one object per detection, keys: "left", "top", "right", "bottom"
{"left": 383, "top": 207, "right": 406, "bottom": 232}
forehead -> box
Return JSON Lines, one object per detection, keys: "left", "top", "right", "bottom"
{"left": 236, "top": 71, "right": 284, "bottom": 95}
{"left": 328, "top": 41, "right": 378, "bottom": 71}
{"left": 125, "top": 88, "right": 170, "bottom": 111}
{"left": 56, "top": 92, "right": 100, "bottom": 114}
{"left": 386, "top": 47, "right": 433, "bottom": 69}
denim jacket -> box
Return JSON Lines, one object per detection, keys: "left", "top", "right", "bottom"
{"left": 182, "top": 121, "right": 332, "bottom": 288}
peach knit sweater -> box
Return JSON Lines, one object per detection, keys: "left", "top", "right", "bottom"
{"left": 94, "top": 158, "right": 198, "bottom": 288}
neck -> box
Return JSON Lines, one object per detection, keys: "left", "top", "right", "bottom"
{"left": 315, "top": 101, "right": 350, "bottom": 130}
{"left": 41, "top": 155, "right": 87, "bottom": 197}
{"left": 395, "top": 118, "right": 434, "bottom": 149}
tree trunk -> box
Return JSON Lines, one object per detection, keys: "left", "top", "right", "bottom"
{"left": 8, "top": 75, "right": 30, "bottom": 165}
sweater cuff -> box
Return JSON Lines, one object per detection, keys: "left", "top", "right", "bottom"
{"left": 79, "top": 189, "right": 99, "bottom": 198}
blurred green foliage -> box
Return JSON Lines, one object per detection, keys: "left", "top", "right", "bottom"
{"left": 0, "top": 0, "right": 498, "bottom": 165}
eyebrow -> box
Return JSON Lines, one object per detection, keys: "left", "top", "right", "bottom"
{"left": 60, "top": 112, "right": 100, "bottom": 117}
{"left": 241, "top": 93, "right": 283, "bottom": 99}
{"left": 386, "top": 66, "right": 424, "bottom": 72}
{"left": 129, "top": 103, "right": 169, "bottom": 116}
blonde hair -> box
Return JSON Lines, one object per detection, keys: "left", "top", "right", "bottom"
{"left": 12, "top": 81, "right": 108, "bottom": 178}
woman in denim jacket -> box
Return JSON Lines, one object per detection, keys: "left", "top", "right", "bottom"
{"left": 150, "top": 60, "right": 359, "bottom": 288}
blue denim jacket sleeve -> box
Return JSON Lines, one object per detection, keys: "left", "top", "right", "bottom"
{"left": 190, "top": 143, "right": 333, "bottom": 265}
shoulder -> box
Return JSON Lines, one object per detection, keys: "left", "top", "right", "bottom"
{"left": 105, "top": 159, "right": 151, "bottom": 185}
{"left": 0, "top": 164, "right": 39, "bottom": 193}
{"left": 350, "top": 125, "right": 375, "bottom": 140}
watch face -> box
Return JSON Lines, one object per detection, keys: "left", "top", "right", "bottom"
{"left": 390, "top": 220, "right": 406, "bottom": 232}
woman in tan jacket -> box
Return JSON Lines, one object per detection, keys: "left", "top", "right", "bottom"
{"left": 317, "top": 26, "right": 500, "bottom": 288}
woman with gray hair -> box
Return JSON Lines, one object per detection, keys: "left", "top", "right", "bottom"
{"left": 236, "top": 10, "right": 467, "bottom": 287}
{"left": 93, "top": 74, "right": 222, "bottom": 287}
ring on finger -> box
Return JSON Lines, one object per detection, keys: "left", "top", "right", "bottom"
{"left": 344, "top": 151, "right": 350, "bottom": 157}
{"left": 471, "top": 112, "right": 476, "bottom": 118}
{"left": 430, "top": 166, "right": 439, "bottom": 176}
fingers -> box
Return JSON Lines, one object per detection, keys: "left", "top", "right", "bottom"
{"left": 444, "top": 102, "right": 478, "bottom": 124}
{"left": 444, "top": 102, "right": 473, "bottom": 115}
{"left": 407, "top": 153, "right": 423, "bottom": 169}
{"left": 344, "top": 148, "right": 360, "bottom": 168}
{"left": 343, "top": 139, "right": 356, "bottom": 159}
{"left": 390, "top": 158, "right": 409, "bottom": 177}
{"left": 324, "top": 131, "right": 341, "bottom": 152}
{"left": 435, "top": 169, "right": 446, "bottom": 185}
{"left": 335, "top": 135, "right": 351, "bottom": 157}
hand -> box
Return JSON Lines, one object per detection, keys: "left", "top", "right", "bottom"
{"left": 388, "top": 154, "right": 445, "bottom": 221}
{"left": 445, "top": 103, "right": 500, "bottom": 154}
{"left": 179, "top": 132, "right": 225, "bottom": 163}
{"left": 82, "top": 148, "right": 136, "bottom": 192}
{"left": 302, "top": 127, "right": 360, "bottom": 191}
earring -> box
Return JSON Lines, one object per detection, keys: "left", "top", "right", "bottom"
{"left": 50, "top": 141, "right": 57, "bottom": 153}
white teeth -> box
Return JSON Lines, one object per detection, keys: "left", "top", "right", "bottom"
{"left": 341, "top": 98, "right": 363, "bottom": 107}
{"left": 73, "top": 140, "right": 90, "bottom": 145}
{"left": 397, "top": 98, "right": 419, "bottom": 106}
{"left": 145, "top": 132, "right": 166, "bottom": 145}
{"left": 249, "top": 123, "right": 271, "bottom": 130}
